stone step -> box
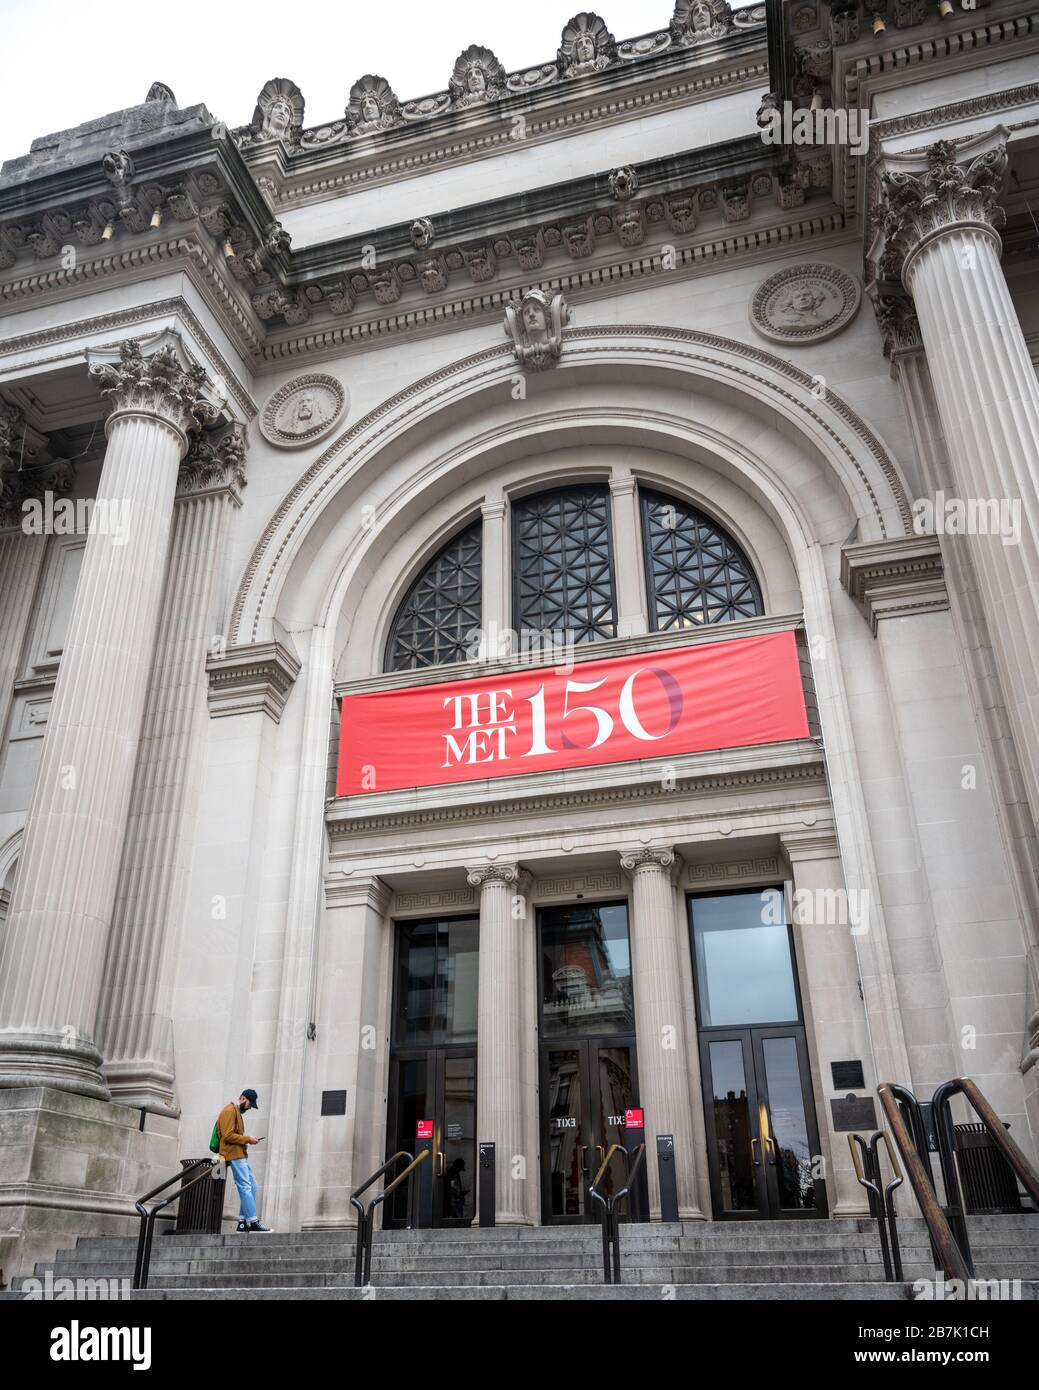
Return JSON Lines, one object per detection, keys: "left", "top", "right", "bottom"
{"left": 1, "top": 1282, "right": 932, "bottom": 1302}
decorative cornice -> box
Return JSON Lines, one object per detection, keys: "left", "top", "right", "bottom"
{"left": 205, "top": 637, "right": 301, "bottom": 721}
{"left": 875, "top": 131, "right": 1009, "bottom": 286}
{"left": 177, "top": 421, "right": 247, "bottom": 501}
{"left": 0, "top": 295, "right": 257, "bottom": 421}
{"left": 87, "top": 332, "right": 221, "bottom": 446}
{"left": 327, "top": 751, "right": 825, "bottom": 839}
{"left": 840, "top": 534, "right": 948, "bottom": 635}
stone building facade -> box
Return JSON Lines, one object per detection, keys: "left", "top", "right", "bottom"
{"left": 1, "top": 0, "right": 1038, "bottom": 1277}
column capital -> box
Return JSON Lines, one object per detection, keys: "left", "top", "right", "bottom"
{"left": 866, "top": 280, "right": 923, "bottom": 363}
{"left": 177, "top": 422, "right": 248, "bottom": 504}
{"left": 324, "top": 872, "right": 391, "bottom": 914}
{"left": 876, "top": 130, "right": 1008, "bottom": 288}
{"left": 620, "top": 846, "right": 682, "bottom": 882}
{"left": 466, "top": 862, "right": 530, "bottom": 895}
{"left": 87, "top": 331, "right": 223, "bottom": 451}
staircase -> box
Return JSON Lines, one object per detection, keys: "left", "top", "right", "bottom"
{"left": 5, "top": 1215, "right": 1039, "bottom": 1300}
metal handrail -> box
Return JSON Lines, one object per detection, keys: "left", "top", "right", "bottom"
{"left": 849, "top": 1131, "right": 904, "bottom": 1280}
{"left": 349, "top": 1149, "right": 430, "bottom": 1287}
{"left": 588, "top": 1142, "right": 646, "bottom": 1285}
{"left": 133, "top": 1158, "right": 219, "bottom": 1290}
{"left": 929, "top": 1075, "right": 1039, "bottom": 1277}
{"left": 878, "top": 1083, "right": 971, "bottom": 1283}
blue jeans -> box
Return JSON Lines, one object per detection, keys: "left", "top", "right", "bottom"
{"left": 228, "top": 1158, "right": 258, "bottom": 1224}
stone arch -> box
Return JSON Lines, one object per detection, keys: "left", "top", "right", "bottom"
{"left": 229, "top": 325, "right": 913, "bottom": 651}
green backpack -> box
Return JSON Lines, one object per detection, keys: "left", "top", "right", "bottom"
{"left": 209, "top": 1119, "right": 221, "bottom": 1154}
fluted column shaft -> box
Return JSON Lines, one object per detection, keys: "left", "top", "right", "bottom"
{"left": 97, "top": 429, "right": 246, "bottom": 1111}
{"left": 881, "top": 134, "right": 1039, "bottom": 852}
{"left": 0, "top": 336, "right": 216, "bottom": 1097}
{"left": 621, "top": 848, "right": 702, "bottom": 1219}
{"left": 469, "top": 864, "right": 529, "bottom": 1224}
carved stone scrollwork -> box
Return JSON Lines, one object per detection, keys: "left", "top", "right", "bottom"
{"left": 878, "top": 137, "right": 1008, "bottom": 285}
{"left": 0, "top": 404, "right": 75, "bottom": 528}
{"left": 829, "top": 0, "right": 860, "bottom": 45}
{"left": 867, "top": 281, "right": 923, "bottom": 359}
{"left": 558, "top": 12, "right": 616, "bottom": 78}
{"left": 504, "top": 289, "right": 571, "bottom": 371}
{"left": 178, "top": 421, "right": 247, "bottom": 498}
{"left": 87, "top": 336, "right": 220, "bottom": 443}
{"left": 619, "top": 847, "right": 680, "bottom": 875}
{"left": 466, "top": 863, "right": 521, "bottom": 889}
{"left": 346, "top": 75, "right": 402, "bottom": 134}
{"left": 449, "top": 46, "right": 507, "bottom": 106}
{"left": 146, "top": 82, "right": 177, "bottom": 106}
{"left": 670, "top": 0, "right": 733, "bottom": 45}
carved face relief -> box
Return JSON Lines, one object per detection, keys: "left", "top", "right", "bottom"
{"left": 750, "top": 263, "right": 861, "bottom": 344}
{"left": 260, "top": 374, "right": 347, "bottom": 449}
{"left": 266, "top": 100, "right": 292, "bottom": 138}
{"left": 362, "top": 93, "right": 381, "bottom": 123}
{"left": 521, "top": 300, "right": 548, "bottom": 337}
{"left": 575, "top": 33, "right": 596, "bottom": 63}
{"left": 466, "top": 65, "right": 487, "bottom": 95}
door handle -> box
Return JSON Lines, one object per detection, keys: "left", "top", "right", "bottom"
{"left": 435, "top": 1150, "right": 445, "bottom": 1177}
{"left": 750, "top": 1136, "right": 761, "bottom": 1166}
{"left": 764, "top": 1136, "right": 777, "bottom": 1167}
{"left": 595, "top": 1144, "right": 605, "bottom": 1168}
{"left": 578, "top": 1143, "right": 589, "bottom": 1172}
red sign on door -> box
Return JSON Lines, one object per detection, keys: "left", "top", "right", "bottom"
{"left": 416, "top": 1119, "right": 434, "bottom": 1140}
{"left": 624, "top": 1108, "right": 645, "bottom": 1130}
{"left": 337, "top": 630, "right": 807, "bottom": 796}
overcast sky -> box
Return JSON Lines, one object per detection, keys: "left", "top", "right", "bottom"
{"left": 1, "top": 0, "right": 758, "bottom": 166}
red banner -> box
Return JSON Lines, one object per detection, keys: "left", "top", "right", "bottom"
{"left": 336, "top": 630, "right": 808, "bottom": 796}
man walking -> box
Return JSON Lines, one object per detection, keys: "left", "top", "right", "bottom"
{"left": 217, "top": 1088, "right": 272, "bottom": 1233}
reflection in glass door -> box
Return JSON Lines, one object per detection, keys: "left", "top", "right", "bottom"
{"left": 690, "top": 891, "right": 827, "bottom": 1220}
{"left": 385, "top": 915, "right": 479, "bottom": 1228}
{"left": 537, "top": 902, "right": 640, "bottom": 1224}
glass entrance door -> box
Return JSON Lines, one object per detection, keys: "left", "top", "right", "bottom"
{"left": 385, "top": 914, "right": 479, "bottom": 1229}
{"left": 541, "top": 1039, "right": 638, "bottom": 1222}
{"left": 690, "top": 890, "right": 827, "bottom": 1220}
{"left": 385, "top": 1048, "right": 476, "bottom": 1228}
{"left": 537, "top": 901, "right": 640, "bottom": 1224}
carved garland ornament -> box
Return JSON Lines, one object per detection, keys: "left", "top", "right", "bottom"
{"left": 750, "top": 262, "right": 861, "bottom": 345}
{"left": 259, "top": 373, "right": 346, "bottom": 449}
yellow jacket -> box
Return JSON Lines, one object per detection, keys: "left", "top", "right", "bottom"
{"left": 217, "top": 1101, "right": 250, "bottom": 1162}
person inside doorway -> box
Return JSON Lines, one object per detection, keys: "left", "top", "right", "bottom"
{"left": 447, "top": 1157, "right": 469, "bottom": 1219}
{"left": 217, "top": 1089, "right": 272, "bottom": 1233}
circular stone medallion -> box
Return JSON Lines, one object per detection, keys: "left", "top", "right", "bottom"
{"left": 260, "top": 373, "right": 346, "bottom": 449}
{"left": 749, "top": 262, "right": 861, "bottom": 345}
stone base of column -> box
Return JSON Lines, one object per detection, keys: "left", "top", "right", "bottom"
{"left": 0, "top": 1033, "right": 110, "bottom": 1102}
{"left": 103, "top": 1058, "right": 180, "bottom": 1118}
{"left": 0, "top": 1086, "right": 179, "bottom": 1282}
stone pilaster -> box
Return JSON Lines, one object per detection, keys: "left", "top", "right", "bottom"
{"left": 467, "top": 862, "right": 531, "bottom": 1224}
{"left": 876, "top": 132, "right": 1039, "bottom": 883}
{"left": 620, "top": 847, "right": 703, "bottom": 1219}
{"left": 0, "top": 334, "right": 220, "bottom": 1098}
{"left": 479, "top": 496, "right": 509, "bottom": 659}
{"left": 96, "top": 423, "right": 247, "bottom": 1112}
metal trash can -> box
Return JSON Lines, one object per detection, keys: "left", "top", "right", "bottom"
{"left": 954, "top": 1123, "right": 1022, "bottom": 1214}
{"left": 173, "top": 1159, "right": 226, "bottom": 1234}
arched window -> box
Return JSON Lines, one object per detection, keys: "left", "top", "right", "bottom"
{"left": 384, "top": 520, "right": 482, "bottom": 671}
{"left": 512, "top": 486, "right": 616, "bottom": 645}
{"left": 640, "top": 489, "right": 763, "bottom": 630}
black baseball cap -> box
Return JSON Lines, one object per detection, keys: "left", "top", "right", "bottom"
{"left": 241, "top": 1088, "right": 259, "bottom": 1109}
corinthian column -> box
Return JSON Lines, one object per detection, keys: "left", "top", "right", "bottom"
{"left": 0, "top": 334, "right": 219, "bottom": 1098}
{"left": 620, "top": 848, "right": 702, "bottom": 1219}
{"left": 877, "top": 130, "right": 1039, "bottom": 848}
{"left": 468, "top": 863, "right": 530, "bottom": 1224}
{"left": 96, "top": 424, "right": 247, "bottom": 1111}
